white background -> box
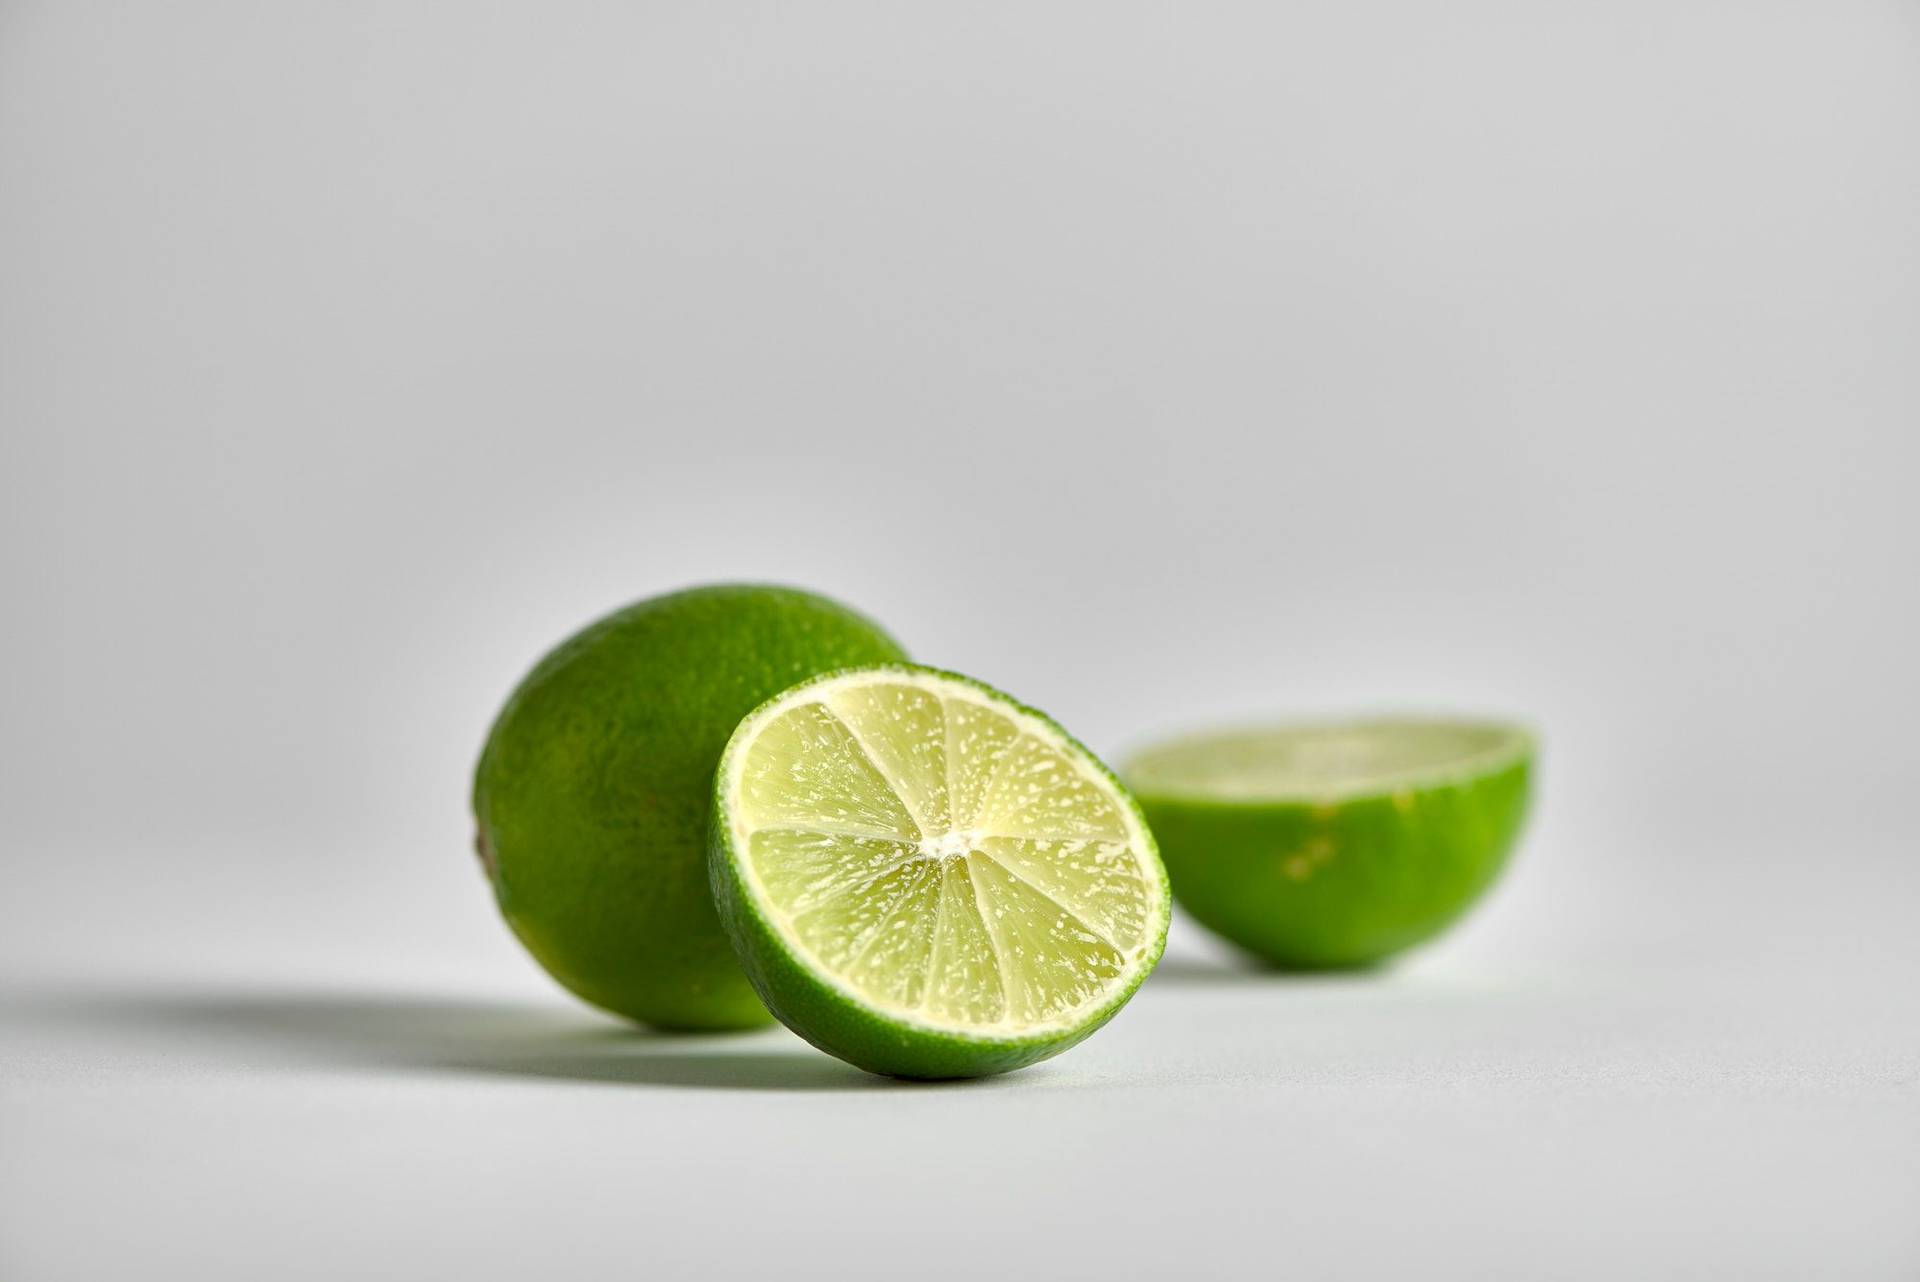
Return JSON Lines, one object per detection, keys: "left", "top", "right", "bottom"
{"left": 3, "top": 2, "right": 1916, "bottom": 1278}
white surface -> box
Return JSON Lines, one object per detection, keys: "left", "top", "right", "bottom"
{"left": 4, "top": 821, "right": 1917, "bottom": 1280}
{"left": 3, "top": 0, "right": 1918, "bottom": 1276}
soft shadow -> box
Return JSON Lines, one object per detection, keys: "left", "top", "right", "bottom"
{"left": 1148, "top": 953, "right": 1390, "bottom": 987}
{"left": 20, "top": 988, "right": 913, "bottom": 1092}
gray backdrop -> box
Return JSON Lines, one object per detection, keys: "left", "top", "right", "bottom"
{"left": 3, "top": 2, "right": 1916, "bottom": 1279}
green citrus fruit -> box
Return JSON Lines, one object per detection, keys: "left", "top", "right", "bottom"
{"left": 709, "top": 666, "right": 1170, "bottom": 1078}
{"left": 472, "top": 584, "right": 908, "bottom": 1030}
{"left": 1124, "top": 719, "right": 1533, "bottom": 969}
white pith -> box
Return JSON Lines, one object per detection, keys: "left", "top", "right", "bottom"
{"left": 721, "top": 670, "right": 1166, "bottom": 1040}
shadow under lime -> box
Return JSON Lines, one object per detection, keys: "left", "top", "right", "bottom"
{"left": 15, "top": 987, "right": 963, "bottom": 1092}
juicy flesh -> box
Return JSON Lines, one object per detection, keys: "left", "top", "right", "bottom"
{"left": 733, "top": 678, "right": 1156, "bottom": 1033}
{"left": 1127, "top": 720, "right": 1526, "bottom": 802}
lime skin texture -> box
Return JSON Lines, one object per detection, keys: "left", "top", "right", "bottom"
{"left": 1129, "top": 730, "right": 1532, "bottom": 970}
{"left": 708, "top": 666, "right": 1171, "bottom": 1080}
{"left": 472, "top": 584, "right": 909, "bottom": 1031}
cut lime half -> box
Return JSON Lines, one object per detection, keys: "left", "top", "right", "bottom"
{"left": 1125, "top": 718, "right": 1533, "bottom": 970}
{"left": 710, "top": 666, "right": 1169, "bottom": 1079}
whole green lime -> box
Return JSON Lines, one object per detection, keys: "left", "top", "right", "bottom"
{"left": 472, "top": 584, "right": 908, "bottom": 1030}
{"left": 1124, "top": 719, "right": 1532, "bottom": 970}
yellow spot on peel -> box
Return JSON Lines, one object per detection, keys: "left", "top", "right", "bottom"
{"left": 1284, "top": 856, "right": 1313, "bottom": 881}
{"left": 1392, "top": 791, "right": 1416, "bottom": 814}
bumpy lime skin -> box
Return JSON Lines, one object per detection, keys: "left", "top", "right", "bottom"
{"left": 472, "top": 585, "right": 908, "bottom": 1031}
{"left": 1135, "top": 756, "right": 1531, "bottom": 970}
{"left": 709, "top": 665, "right": 1171, "bottom": 1080}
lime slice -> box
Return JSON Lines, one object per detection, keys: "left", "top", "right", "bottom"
{"left": 709, "top": 666, "right": 1170, "bottom": 1079}
{"left": 1124, "top": 719, "right": 1533, "bottom": 969}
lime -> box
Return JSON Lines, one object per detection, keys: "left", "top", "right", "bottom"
{"left": 1124, "top": 719, "right": 1533, "bottom": 969}
{"left": 472, "top": 585, "right": 908, "bottom": 1030}
{"left": 709, "top": 666, "right": 1170, "bottom": 1078}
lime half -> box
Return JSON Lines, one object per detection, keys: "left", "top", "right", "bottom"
{"left": 1125, "top": 719, "right": 1533, "bottom": 969}
{"left": 710, "top": 667, "right": 1169, "bottom": 1079}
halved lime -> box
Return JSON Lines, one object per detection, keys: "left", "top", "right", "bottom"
{"left": 709, "top": 666, "right": 1170, "bottom": 1079}
{"left": 1124, "top": 719, "right": 1533, "bottom": 969}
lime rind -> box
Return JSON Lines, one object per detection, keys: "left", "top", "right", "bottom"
{"left": 710, "top": 665, "right": 1170, "bottom": 1078}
